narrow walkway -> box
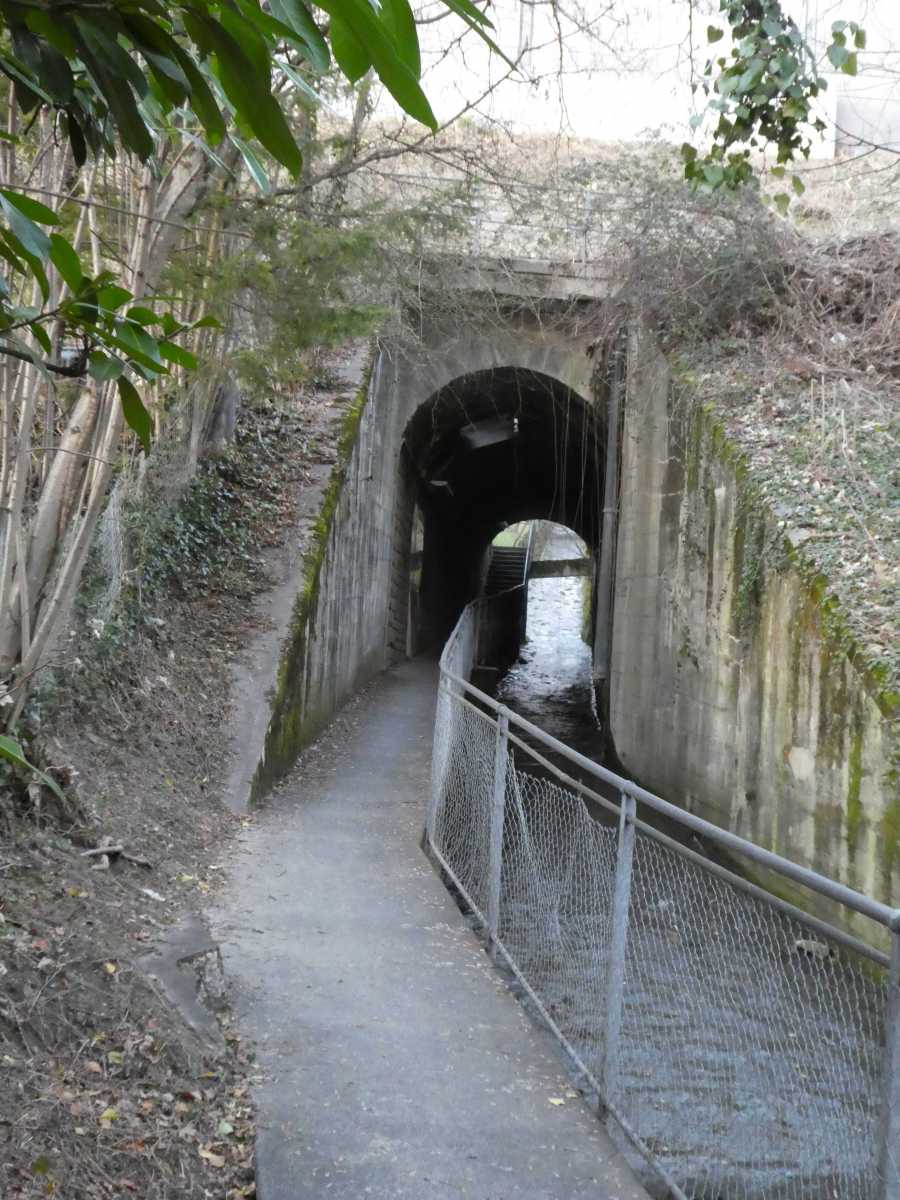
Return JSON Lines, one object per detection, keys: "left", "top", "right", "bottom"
{"left": 212, "top": 659, "right": 648, "bottom": 1200}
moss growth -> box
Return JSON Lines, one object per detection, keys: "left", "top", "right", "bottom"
{"left": 879, "top": 795, "right": 900, "bottom": 893}
{"left": 250, "top": 353, "right": 374, "bottom": 803}
{"left": 846, "top": 723, "right": 865, "bottom": 859}
{"left": 685, "top": 406, "right": 703, "bottom": 493}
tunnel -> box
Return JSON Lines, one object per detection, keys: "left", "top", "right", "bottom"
{"left": 395, "top": 365, "right": 606, "bottom": 654}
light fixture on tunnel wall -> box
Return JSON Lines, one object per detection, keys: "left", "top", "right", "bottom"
{"left": 459, "top": 415, "right": 517, "bottom": 452}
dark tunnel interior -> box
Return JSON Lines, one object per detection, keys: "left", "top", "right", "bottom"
{"left": 400, "top": 366, "right": 606, "bottom": 648}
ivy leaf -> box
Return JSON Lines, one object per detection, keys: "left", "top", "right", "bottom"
{"left": 117, "top": 376, "right": 152, "bottom": 452}
{"left": 707, "top": 26, "right": 724, "bottom": 44}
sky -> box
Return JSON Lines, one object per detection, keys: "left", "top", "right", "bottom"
{"left": 379, "top": 1, "right": 900, "bottom": 152}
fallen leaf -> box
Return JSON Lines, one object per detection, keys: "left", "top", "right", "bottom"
{"left": 104, "top": 962, "right": 117, "bottom": 975}
{"left": 99, "top": 1106, "right": 118, "bottom": 1126}
{"left": 107, "top": 1051, "right": 124, "bottom": 1065}
{"left": 31, "top": 1156, "right": 51, "bottom": 1177}
{"left": 85, "top": 1061, "right": 103, "bottom": 1075}
{"left": 217, "top": 1120, "right": 234, "bottom": 1137}
{"left": 548, "top": 1097, "right": 565, "bottom": 1107}
{"left": 199, "top": 1147, "right": 226, "bottom": 1168}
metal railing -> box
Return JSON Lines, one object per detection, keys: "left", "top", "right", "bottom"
{"left": 428, "top": 591, "right": 900, "bottom": 1200}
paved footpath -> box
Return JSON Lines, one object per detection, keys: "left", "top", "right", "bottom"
{"left": 211, "top": 658, "right": 649, "bottom": 1200}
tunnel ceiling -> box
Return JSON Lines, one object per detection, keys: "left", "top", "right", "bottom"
{"left": 403, "top": 367, "right": 605, "bottom": 547}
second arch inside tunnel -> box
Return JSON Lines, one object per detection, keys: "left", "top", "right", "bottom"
{"left": 395, "top": 364, "right": 606, "bottom": 654}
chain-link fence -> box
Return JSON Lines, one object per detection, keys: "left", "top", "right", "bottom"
{"left": 429, "top": 596, "right": 899, "bottom": 1200}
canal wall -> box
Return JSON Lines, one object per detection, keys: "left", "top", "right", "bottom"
{"left": 610, "top": 326, "right": 898, "bottom": 916}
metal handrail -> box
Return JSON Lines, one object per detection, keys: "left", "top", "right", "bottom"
{"left": 439, "top": 609, "right": 899, "bottom": 934}
{"left": 434, "top": 593, "right": 900, "bottom": 1199}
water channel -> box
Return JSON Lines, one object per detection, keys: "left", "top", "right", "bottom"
{"left": 485, "top": 523, "right": 884, "bottom": 1200}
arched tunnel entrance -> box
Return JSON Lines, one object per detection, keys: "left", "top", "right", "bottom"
{"left": 394, "top": 366, "right": 606, "bottom": 656}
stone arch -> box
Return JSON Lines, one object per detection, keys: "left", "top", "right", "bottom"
{"left": 387, "top": 363, "right": 605, "bottom": 656}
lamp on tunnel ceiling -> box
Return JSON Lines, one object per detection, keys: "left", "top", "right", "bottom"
{"left": 424, "top": 417, "right": 518, "bottom": 500}
{"left": 458, "top": 415, "right": 518, "bottom": 452}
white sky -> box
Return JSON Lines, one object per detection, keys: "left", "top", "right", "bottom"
{"left": 374, "top": 1, "right": 900, "bottom": 150}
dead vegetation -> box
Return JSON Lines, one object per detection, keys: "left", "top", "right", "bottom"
{"left": 1, "top": 356, "right": 358, "bottom": 1198}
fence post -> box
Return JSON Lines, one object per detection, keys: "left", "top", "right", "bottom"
{"left": 602, "top": 790, "right": 636, "bottom": 1111}
{"left": 487, "top": 711, "right": 509, "bottom": 956}
{"left": 879, "top": 926, "right": 900, "bottom": 1200}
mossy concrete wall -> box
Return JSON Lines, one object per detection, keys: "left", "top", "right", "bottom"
{"left": 249, "top": 315, "right": 596, "bottom": 802}
{"left": 250, "top": 349, "right": 403, "bottom": 800}
{"left": 610, "top": 327, "right": 898, "bottom": 921}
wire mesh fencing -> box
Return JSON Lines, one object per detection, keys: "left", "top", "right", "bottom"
{"left": 428, "top": 601, "right": 899, "bottom": 1200}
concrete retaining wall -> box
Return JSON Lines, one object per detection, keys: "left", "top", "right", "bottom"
{"left": 251, "top": 350, "right": 404, "bottom": 798}
{"left": 250, "top": 317, "right": 597, "bottom": 800}
{"left": 610, "top": 328, "right": 898, "bottom": 919}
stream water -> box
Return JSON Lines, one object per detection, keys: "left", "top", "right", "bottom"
{"left": 487, "top": 525, "right": 884, "bottom": 1200}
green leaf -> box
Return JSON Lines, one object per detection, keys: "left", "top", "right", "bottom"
{"left": 158, "top": 341, "right": 198, "bottom": 370}
{"left": 29, "top": 321, "right": 52, "bottom": 354}
{"left": 125, "top": 13, "right": 226, "bottom": 145}
{"left": 49, "top": 233, "right": 82, "bottom": 291}
{"left": 0, "top": 734, "right": 66, "bottom": 802}
{"left": 841, "top": 52, "right": 858, "bottom": 77}
{"left": 232, "top": 135, "right": 271, "bottom": 194}
{"left": 195, "top": 16, "right": 302, "bottom": 175}
{"left": 117, "top": 376, "right": 152, "bottom": 452}
{"left": 0, "top": 197, "right": 51, "bottom": 261}
{"left": 680, "top": 142, "right": 698, "bottom": 162}
{"left": 115, "top": 319, "right": 162, "bottom": 365}
{"left": 125, "top": 305, "right": 159, "bottom": 326}
{"left": 72, "top": 18, "right": 154, "bottom": 161}
{"left": 329, "top": 13, "right": 371, "bottom": 82}
{"left": 854, "top": 28, "right": 866, "bottom": 50}
{"left": 381, "top": 0, "right": 421, "bottom": 78}
{"left": 773, "top": 192, "right": 790, "bottom": 215}
{"left": 791, "top": 174, "right": 805, "bottom": 195}
{"left": 827, "top": 43, "right": 848, "bottom": 69}
{"left": 0, "top": 190, "right": 59, "bottom": 226}
{"left": 88, "top": 351, "right": 123, "bottom": 382}
{"left": 191, "top": 314, "right": 222, "bottom": 330}
{"left": 268, "top": 0, "right": 330, "bottom": 71}
{"left": 707, "top": 26, "right": 724, "bottom": 44}
{"left": 318, "top": 0, "right": 436, "bottom": 128}
{"left": 97, "top": 284, "right": 132, "bottom": 312}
